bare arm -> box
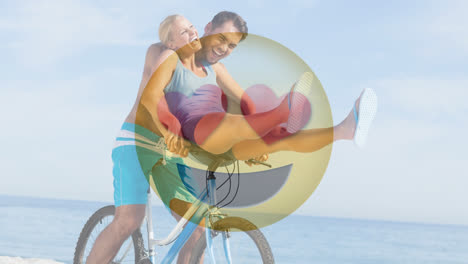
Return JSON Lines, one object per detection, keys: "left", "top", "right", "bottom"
{"left": 137, "top": 43, "right": 176, "bottom": 98}
{"left": 153, "top": 48, "right": 176, "bottom": 72}
{"left": 137, "top": 52, "right": 190, "bottom": 156}
{"left": 213, "top": 62, "right": 256, "bottom": 115}
{"left": 137, "top": 51, "right": 176, "bottom": 134}
{"left": 137, "top": 44, "right": 163, "bottom": 98}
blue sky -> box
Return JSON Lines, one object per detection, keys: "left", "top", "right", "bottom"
{"left": 0, "top": 0, "right": 467, "bottom": 226}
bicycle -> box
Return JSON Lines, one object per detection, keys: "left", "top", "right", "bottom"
{"left": 74, "top": 145, "right": 275, "bottom": 264}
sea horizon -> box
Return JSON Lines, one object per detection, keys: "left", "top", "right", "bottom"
{"left": 1, "top": 193, "right": 465, "bottom": 229}
{"left": 2, "top": 193, "right": 468, "bottom": 263}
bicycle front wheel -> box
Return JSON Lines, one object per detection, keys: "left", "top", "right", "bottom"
{"left": 190, "top": 217, "right": 274, "bottom": 264}
{"left": 73, "top": 205, "right": 146, "bottom": 264}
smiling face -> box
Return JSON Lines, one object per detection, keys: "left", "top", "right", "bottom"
{"left": 166, "top": 16, "right": 201, "bottom": 52}
{"left": 198, "top": 21, "right": 244, "bottom": 64}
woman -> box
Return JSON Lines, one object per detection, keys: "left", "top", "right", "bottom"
{"left": 137, "top": 16, "right": 377, "bottom": 163}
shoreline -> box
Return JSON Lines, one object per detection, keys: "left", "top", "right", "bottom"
{"left": 0, "top": 256, "right": 64, "bottom": 264}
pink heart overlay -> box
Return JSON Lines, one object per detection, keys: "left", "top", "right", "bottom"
{"left": 242, "top": 84, "right": 312, "bottom": 144}
{"left": 161, "top": 83, "right": 312, "bottom": 146}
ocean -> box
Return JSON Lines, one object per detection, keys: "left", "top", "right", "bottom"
{"left": 0, "top": 194, "right": 467, "bottom": 264}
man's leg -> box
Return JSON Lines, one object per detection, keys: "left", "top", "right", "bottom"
{"left": 86, "top": 137, "right": 152, "bottom": 264}
{"left": 169, "top": 198, "right": 205, "bottom": 264}
{"left": 86, "top": 204, "right": 146, "bottom": 264}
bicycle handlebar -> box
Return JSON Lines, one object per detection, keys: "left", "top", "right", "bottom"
{"left": 188, "top": 144, "right": 272, "bottom": 170}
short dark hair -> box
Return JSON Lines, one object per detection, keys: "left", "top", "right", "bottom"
{"left": 211, "top": 11, "right": 248, "bottom": 41}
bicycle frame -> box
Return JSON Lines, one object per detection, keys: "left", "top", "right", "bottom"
{"left": 143, "top": 169, "right": 231, "bottom": 264}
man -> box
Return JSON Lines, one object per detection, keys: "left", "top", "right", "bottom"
{"left": 86, "top": 11, "right": 250, "bottom": 264}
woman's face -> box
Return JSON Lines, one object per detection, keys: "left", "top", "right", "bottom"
{"left": 168, "top": 17, "right": 201, "bottom": 51}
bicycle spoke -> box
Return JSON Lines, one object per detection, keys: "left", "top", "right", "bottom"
{"left": 191, "top": 217, "right": 273, "bottom": 264}
{"left": 209, "top": 230, "right": 265, "bottom": 263}
{"left": 115, "top": 240, "right": 134, "bottom": 263}
{"left": 76, "top": 210, "right": 139, "bottom": 264}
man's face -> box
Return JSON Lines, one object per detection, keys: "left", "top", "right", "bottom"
{"left": 199, "top": 21, "right": 243, "bottom": 64}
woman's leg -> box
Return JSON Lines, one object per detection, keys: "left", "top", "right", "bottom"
{"left": 231, "top": 127, "right": 333, "bottom": 160}
{"left": 195, "top": 81, "right": 315, "bottom": 154}
{"left": 231, "top": 99, "right": 358, "bottom": 160}
{"left": 195, "top": 96, "right": 291, "bottom": 154}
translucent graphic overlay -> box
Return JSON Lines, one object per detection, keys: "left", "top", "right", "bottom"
{"left": 139, "top": 34, "right": 333, "bottom": 230}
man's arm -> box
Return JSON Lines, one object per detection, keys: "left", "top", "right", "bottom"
{"left": 213, "top": 62, "right": 256, "bottom": 115}
{"left": 138, "top": 43, "right": 165, "bottom": 94}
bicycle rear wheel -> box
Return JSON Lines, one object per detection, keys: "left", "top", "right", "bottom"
{"left": 73, "top": 205, "right": 146, "bottom": 264}
{"left": 189, "top": 217, "right": 274, "bottom": 264}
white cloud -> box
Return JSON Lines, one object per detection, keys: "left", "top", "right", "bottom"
{"left": 373, "top": 78, "right": 468, "bottom": 118}
{"left": 398, "top": 0, "right": 468, "bottom": 58}
{"left": 0, "top": 0, "right": 149, "bottom": 68}
{"left": 429, "top": 0, "right": 468, "bottom": 52}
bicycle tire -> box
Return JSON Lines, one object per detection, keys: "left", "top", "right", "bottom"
{"left": 73, "top": 205, "right": 146, "bottom": 264}
{"left": 189, "top": 217, "right": 274, "bottom": 264}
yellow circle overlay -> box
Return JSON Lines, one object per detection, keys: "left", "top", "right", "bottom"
{"left": 147, "top": 34, "right": 333, "bottom": 229}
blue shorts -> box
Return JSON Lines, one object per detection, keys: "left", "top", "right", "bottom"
{"left": 112, "top": 123, "right": 199, "bottom": 207}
